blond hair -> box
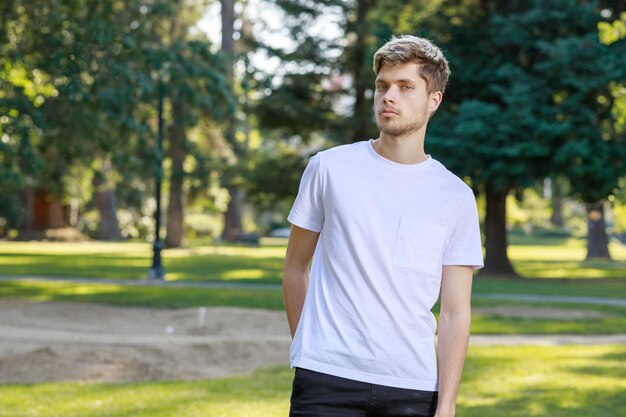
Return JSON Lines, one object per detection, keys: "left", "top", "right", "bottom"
{"left": 373, "top": 35, "right": 450, "bottom": 94}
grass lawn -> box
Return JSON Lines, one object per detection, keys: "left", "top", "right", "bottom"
{"left": 0, "top": 240, "right": 286, "bottom": 283}
{"left": 0, "top": 345, "right": 623, "bottom": 417}
{"left": 1, "top": 280, "right": 625, "bottom": 335}
{"left": 508, "top": 234, "right": 626, "bottom": 280}
{"left": 0, "top": 280, "right": 286, "bottom": 310}
{"left": 2, "top": 237, "right": 626, "bottom": 299}
{"left": 1, "top": 235, "right": 625, "bottom": 284}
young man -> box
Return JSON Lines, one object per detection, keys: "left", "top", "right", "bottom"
{"left": 283, "top": 35, "right": 483, "bottom": 417}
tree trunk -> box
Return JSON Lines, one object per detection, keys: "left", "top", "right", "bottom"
{"left": 165, "top": 99, "right": 187, "bottom": 248}
{"left": 31, "top": 189, "right": 66, "bottom": 230}
{"left": 549, "top": 178, "right": 564, "bottom": 228}
{"left": 585, "top": 201, "right": 611, "bottom": 260}
{"left": 220, "top": 0, "right": 244, "bottom": 242}
{"left": 220, "top": 0, "right": 234, "bottom": 62}
{"left": 483, "top": 187, "right": 518, "bottom": 277}
{"left": 17, "top": 187, "right": 72, "bottom": 239}
{"left": 20, "top": 186, "right": 35, "bottom": 232}
{"left": 93, "top": 189, "right": 122, "bottom": 241}
{"left": 350, "top": 0, "right": 373, "bottom": 143}
{"left": 92, "top": 165, "right": 122, "bottom": 241}
{"left": 222, "top": 185, "right": 243, "bottom": 241}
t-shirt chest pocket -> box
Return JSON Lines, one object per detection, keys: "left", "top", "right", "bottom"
{"left": 392, "top": 217, "right": 446, "bottom": 277}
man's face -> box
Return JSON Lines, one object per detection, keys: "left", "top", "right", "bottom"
{"left": 373, "top": 63, "right": 441, "bottom": 138}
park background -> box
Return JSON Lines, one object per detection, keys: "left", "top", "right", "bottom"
{"left": 1, "top": 0, "right": 626, "bottom": 416}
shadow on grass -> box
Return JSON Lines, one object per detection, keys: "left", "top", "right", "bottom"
{"left": 460, "top": 346, "right": 626, "bottom": 417}
{"left": 0, "top": 251, "right": 285, "bottom": 284}
{"left": 515, "top": 259, "right": 626, "bottom": 280}
{"left": 0, "top": 280, "right": 285, "bottom": 309}
{"left": 469, "top": 314, "right": 626, "bottom": 335}
{"left": 0, "top": 366, "right": 293, "bottom": 417}
{"left": 459, "top": 387, "right": 624, "bottom": 417}
{"left": 562, "top": 349, "right": 626, "bottom": 380}
{"left": 507, "top": 234, "right": 574, "bottom": 247}
{"left": 472, "top": 276, "right": 626, "bottom": 298}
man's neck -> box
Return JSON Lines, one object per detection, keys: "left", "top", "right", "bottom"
{"left": 373, "top": 131, "right": 428, "bottom": 165}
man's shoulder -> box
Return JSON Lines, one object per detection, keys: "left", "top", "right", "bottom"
{"left": 315, "top": 141, "right": 368, "bottom": 165}
{"left": 429, "top": 159, "right": 474, "bottom": 197}
{"left": 318, "top": 141, "right": 367, "bottom": 156}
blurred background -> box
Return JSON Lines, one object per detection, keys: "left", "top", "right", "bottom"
{"left": 0, "top": 1, "right": 625, "bottom": 416}
{"left": 1, "top": 0, "right": 625, "bottom": 273}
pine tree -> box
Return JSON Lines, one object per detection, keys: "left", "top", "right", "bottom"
{"left": 427, "top": 0, "right": 626, "bottom": 273}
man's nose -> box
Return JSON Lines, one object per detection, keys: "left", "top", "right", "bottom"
{"left": 383, "top": 86, "right": 397, "bottom": 104}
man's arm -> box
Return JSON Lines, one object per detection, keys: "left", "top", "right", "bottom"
{"left": 435, "top": 265, "right": 473, "bottom": 417}
{"left": 283, "top": 224, "right": 320, "bottom": 338}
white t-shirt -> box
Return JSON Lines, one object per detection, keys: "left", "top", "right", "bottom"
{"left": 287, "top": 139, "right": 484, "bottom": 391}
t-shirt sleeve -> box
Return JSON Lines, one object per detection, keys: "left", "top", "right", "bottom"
{"left": 442, "top": 193, "right": 484, "bottom": 270}
{"left": 287, "top": 154, "right": 324, "bottom": 232}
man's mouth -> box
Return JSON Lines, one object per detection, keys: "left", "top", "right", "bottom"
{"left": 380, "top": 109, "right": 398, "bottom": 116}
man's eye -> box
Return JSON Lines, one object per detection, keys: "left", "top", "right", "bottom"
{"left": 403, "top": 85, "right": 413, "bottom": 90}
{"left": 376, "top": 85, "right": 387, "bottom": 90}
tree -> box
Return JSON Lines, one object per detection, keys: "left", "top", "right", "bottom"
{"left": 344, "top": 0, "right": 379, "bottom": 143}
{"left": 160, "top": 2, "right": 234, "bottom": 248}
{"left": 534, "top": 2, "right": 626, "bottom": 259}
{"left": 0, "top": 0, "right": 233, "bottom": 244}
{"left": 219, "top": 0, "right": 245, "bottom": 242}
{"left": 254, "top": 0, "right": 351, "bottom": 143}
{"left": 424, "top": 0, "right": 625, "bottom": 274}
{"left": 0, "top": 0, "right": 162, "bottom": 237}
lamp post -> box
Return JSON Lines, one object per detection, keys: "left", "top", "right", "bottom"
{"left": 148, "top": 83, "right": 165, "bottom": 280}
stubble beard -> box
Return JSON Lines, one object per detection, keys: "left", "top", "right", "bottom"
{"left": 375, "top": 109, "right": 429, "bottom": 139}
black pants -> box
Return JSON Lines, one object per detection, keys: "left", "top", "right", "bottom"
{"left": 289, "top": 368, "right": 438, "bottom": 417}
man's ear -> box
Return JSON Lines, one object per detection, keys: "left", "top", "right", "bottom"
{"left": 429, "top": 91, "right": 443, "bottom": 113}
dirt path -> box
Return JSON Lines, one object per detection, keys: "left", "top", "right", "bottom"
{"left": 1, "top": 300, "right": 624, "bottom": 384}
{"left": 0, "top": 300, "right": 291, "bottom": 384}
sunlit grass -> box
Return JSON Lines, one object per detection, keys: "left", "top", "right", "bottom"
{"left": 0, "top": 241, "right": 285, "bottom": 282}
{"left": 0, "top": 345, "right": 623, "bottom": 417}
{"left": 0, "top": 241, "right": 151, "bottom": 255}
{"left": 0, "top": 366, "right": 292, "bottom": 417}
{"left": 508, "top": 235, "right": 626, "bottom": 279}
{"left": 459, "top": 345, "right": 626, "bottom": 417}
{"left": 1, "top": 235, "right": 625, "bottom": 282}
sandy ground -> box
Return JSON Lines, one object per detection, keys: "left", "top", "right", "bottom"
{"left": 0, "top": 300, "right": 617, "bottom": 384}
{"left": 0, "top": 300, "right": 292, "bottom": 384}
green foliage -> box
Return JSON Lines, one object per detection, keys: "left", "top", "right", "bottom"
{"left": 254, "top": 0, "right": 355, "bottom": 143}
{"left": 533, "top": 1, "right": 626, "bottom": 203}
{"left": 255, "top": 73, "right": 343, "bottom": 140}
{"left": 610, "top": 177, "right": 626, "bottom": 234}
{"left": 254, "top": 0, "right": 626, "bottom": 275}
{"left": 184, "top": 211, "right": 223, "bottom": 240}
{"left": 243, "top": 146, "right": 307, "bottom": 211}
{"left": 506, "top": 188, "right": 552, "bottom": 232}
{"left": 0, "top": 0, "right": 234, "bottom": 233}
{"left": 0, "top": 56, "right": 46, "bottom": 229}
{"left": 426, "top": 0, "right": 626, "bottom": 200}
{"left": 599, "top": 11, "right": 626, "bottom": 44}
